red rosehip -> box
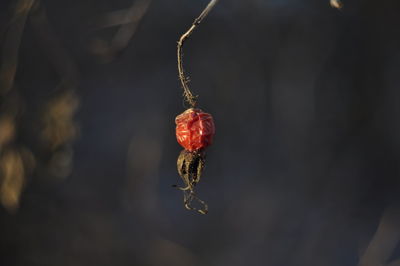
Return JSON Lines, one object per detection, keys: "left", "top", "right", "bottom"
{"left": 175, "top": 108, "right": 215, "bottom": 152}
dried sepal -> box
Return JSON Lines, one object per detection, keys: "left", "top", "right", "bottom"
{"left": 175, "top": 149, "right": 208, "bottom": 214}
{"left": 177, "top": 149, "right": 205, "bottom": 188}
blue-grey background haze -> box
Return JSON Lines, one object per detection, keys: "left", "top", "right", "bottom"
{"left": 1, "top": 0, "right": 400, "bottom": 265}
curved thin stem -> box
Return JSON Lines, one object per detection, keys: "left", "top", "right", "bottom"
{"left": 183, "top": 190, "right": 208, "bottom": 215}
{"left": 177, "top": 0, "right": 219, "bottom": 108}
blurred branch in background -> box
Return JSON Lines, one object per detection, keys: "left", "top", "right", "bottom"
{"left": 0, "top": 149, "right": 25, "bottom": 211}
{"left": 40, "top": 91, "right": 79, "bottom": 152}
{"left": 39, "top": 90, "right": 79, "bottom": 179}
{"left": 358, "top": 206, "right": 400, "bottom": 266}
{"left": 0, "top": 94, "right": 35, "bottom": 212}
{"left": 0, "top": 0, "right": 36, "bottom": 212}
{"left": 0, "top": 0, "right": 80, "bottom": 212}
{"left": 330, "top": 0, "right": 343, "bottom": 9}
{"left": 30, "top": 0, "right": 80, "bottom": 180}
{"left": 30, "top": 0, "right": 79, "bottom": 91}
{"left": 0, "top": 0, "right": 35, "bottom": 96}
{"left": 89, "top": 0, "right": 152, "bottom": 63}
{"left": 0, "top": 147, "right": 34, "bottom": 212}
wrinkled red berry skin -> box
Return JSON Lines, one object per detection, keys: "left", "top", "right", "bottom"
{"left": 175, "top": 108, "right": 215, "bottom": 152}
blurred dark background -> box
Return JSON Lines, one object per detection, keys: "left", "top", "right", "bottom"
{"left": 1, "top": 0, "right": 400, "bottom": 265}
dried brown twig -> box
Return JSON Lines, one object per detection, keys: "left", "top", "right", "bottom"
{"left": 177, "top": 0, "right": 219, "bottom": 108}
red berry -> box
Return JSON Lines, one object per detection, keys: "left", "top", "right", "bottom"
{"left": 175, "top": 108, "right": 215, "bottom": 152}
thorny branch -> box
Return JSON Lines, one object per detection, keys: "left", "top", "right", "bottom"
{"left": 177, "top": 0, "right": 219, "bottom": 108}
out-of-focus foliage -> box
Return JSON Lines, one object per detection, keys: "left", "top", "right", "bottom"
{"left": 0, "top": 147, "right": 34, "bottom": 211}
{"left": 0, "top": 149, "right": 25, "bottom": 211}
{"left": 330, "top": 0, "right": 343, "bottom": 9}
{"left": 41, "top": 90, "right": 79, "bottom": 151}
{"left": 0, "top": 115, "right": 15, "bottom": 149}
{"left": 0, "top": 0, "right": 80, "bottom": 209}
